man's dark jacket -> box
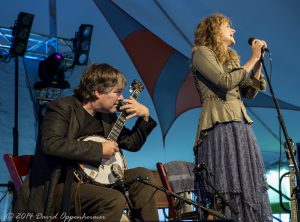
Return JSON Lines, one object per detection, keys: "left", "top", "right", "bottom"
{"left": 13, "top": 96, "right": 157, "bottom": 220}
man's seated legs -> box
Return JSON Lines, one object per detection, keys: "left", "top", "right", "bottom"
{"left": 55, "top": 182, "right": 127, "bottom": 222}
{"left": 79, "top": 183, "right": 126, "bottom": 221}
{"left": 125, "top": 167, "right": 159, "bottom": 221}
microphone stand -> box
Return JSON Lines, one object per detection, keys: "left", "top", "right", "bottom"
{"left": 194, "top": 164, "right": 239, "bottom": 215}
{"left": 113, "top": 178, "right": 134, "bottom": 219}
{"left": 111, "top": 164, "right": 134, "bottom": 219}
{"left": 261, "top": 52, "right": 300, "bottom": 220}
{"left": 132, "top": 176, "right": 226, "bottom": 220}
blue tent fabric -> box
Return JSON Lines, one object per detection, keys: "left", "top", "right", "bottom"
{"left": 94, "top": 0, "right": 300, "bottom": 140}
{"left": 244, "top": 93, "right": 300, "bottom": 111}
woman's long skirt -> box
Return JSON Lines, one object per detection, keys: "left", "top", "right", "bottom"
{"left": 195, "top": 121, "right": 273, "bottom": 222}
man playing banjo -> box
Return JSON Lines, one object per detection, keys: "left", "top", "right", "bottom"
{"left": 14, "top": 64, "right": 159, "bottom": 221}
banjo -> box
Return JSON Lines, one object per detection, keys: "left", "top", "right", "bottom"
{"left": 75, "top": 79, "right": 144, "bottom": 186}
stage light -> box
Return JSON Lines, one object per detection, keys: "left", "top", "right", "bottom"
{"left": 10, "top": 12, "right": 34, "bottom": 57}
{"left": 73, "top": 24, "right": 93, "bottom": 65}
{"left": 34, "top": 53, "right": 70, "bottom": 90}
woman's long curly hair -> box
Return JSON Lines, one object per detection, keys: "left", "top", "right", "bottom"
{"left": 192, "top": 13, "right": 240, "bottom": 66}
{"left": 74, "top": 63, "right": 126, "bottom": 102}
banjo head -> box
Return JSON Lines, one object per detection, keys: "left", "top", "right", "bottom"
{"left": 78, "top": 135, "right": 125, "bottom": 185}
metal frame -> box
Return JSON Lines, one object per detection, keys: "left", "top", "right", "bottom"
{"left": 0, "top": 26, "right": 74, "bottom": 66}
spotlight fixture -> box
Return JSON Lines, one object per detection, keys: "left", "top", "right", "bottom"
{"left": 10, "top": 12, "right": 34, "bottom": 57}
{"left": 34, "top": 53, "right": 70, "bottom": 90}
{"left": 73, "top": 24, "right": 93, "bottom": 65}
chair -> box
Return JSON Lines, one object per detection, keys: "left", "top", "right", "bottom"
{"left": 151, "top": 170, "right": 169, "bottom": 209}
{"left": 3, "top": 154, "right": 65, "bottom": 222}
{"left": 121, "top": 170, "right": 168, "bottom": 222}
{"left": 3, "top": 153, "right": 33, "bottom": 192}
{"left": 156, "top": 161, "right": 199, "bottom": 220}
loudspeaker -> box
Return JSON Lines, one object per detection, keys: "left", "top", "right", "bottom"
{"left": 73, "top": 24, "right": 93, "bottom": 65}
{"left": 10, "top": 12, "right": 34, "bottom": 57}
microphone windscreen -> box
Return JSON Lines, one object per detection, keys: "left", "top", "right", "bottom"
{"left": 248, "top": 37, "right": 255, "bottom": 46}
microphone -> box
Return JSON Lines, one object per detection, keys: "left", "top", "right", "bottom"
{"left": 193, "top": 162, "right": 207, "bottom": 174}
{"left": 111, "top": 164, "right": 124, "bottom": 181}
{"left": 111, "top": 164, "right": 134, "bottom": 210}
{"left": 248, "top": 37, "right": 269, "bottom": 52}
{"left": 116, "top": 100, "right": 125, "bottom": 112}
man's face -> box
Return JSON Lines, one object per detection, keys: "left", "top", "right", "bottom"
{"left": 93, "top": 84, "right": 124, "bottom": 113}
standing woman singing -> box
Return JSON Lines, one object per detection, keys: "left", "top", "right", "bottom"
{"left": 192, "top": 13, "right": 272, "bottom": 222}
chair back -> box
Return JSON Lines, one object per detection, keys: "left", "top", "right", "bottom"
{"left": 156, "top": 161, "right": 199, "bottom": 220}
{"left": 3, "top": 154, "right": 33, "bottom": 191}
{"left": 151, "top": 170, "right": 169, "bottom": 209}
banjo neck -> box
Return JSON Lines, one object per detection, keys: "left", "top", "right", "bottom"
{"left": 107, "top": 86, "right": 142, "bottom": 142}
{"left": 107, "top": 112, "right": 127, "bottom": 142}
{"left": 107, "top": 86, "right": 141, "bottom": 142}
{"left": 107, "top": 112, "right": 128, "bottom": 169}
{"left": 106, "top": 81, "right": 143, "bottom": 169}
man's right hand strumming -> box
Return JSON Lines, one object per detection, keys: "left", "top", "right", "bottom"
{"left": 102, "top": 141, "right": 119, "bottom": 158}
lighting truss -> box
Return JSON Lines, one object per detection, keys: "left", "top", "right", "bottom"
{"left": 0, "top": 26, "right": 74, "bottom": 67}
